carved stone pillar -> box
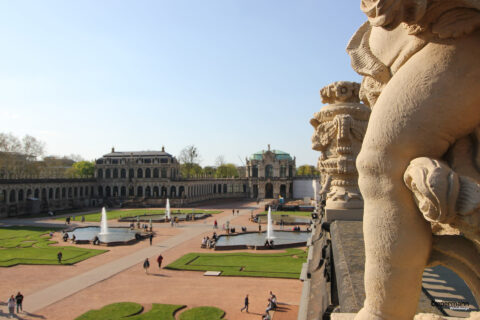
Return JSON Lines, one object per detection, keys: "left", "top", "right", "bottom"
{"left": 310, "top": 81, "right": 370, "bottom": 221}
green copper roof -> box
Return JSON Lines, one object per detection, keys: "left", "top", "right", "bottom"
{"left": 250, "top": 150, "right": 292, "bottom": 161}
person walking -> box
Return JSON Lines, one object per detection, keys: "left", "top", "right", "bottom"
{"left": 143, "top": 258, "right": 150, "bottom": 274}
{"left": 157, "top": 254, "right": 163, "bottom": 269}
{"left": 15, "top": 292, "right": 23, "bottom": 313}
{"left": 81, "top": 215, "right": 85, "bottom": 223}
{"left": 240, "top": 294, "right": 249, "bottom": 312}
{"left": 8, "top": 295, "right": 15, "bottom": 317}
{"left": 149, "top": 233, "right": 153, "bottom": 246}
{"left": 214, "top": 220, "right": 218, "bottom": 229}
{"left": 232, "top": 209, "right": 235, "bottom": 216}
{"left": 57, "top": 251, "right": 63, "bottom": 264}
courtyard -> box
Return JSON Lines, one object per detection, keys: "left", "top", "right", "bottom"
{"left": 0, "top": 199, "right": 306, "bottom": 320}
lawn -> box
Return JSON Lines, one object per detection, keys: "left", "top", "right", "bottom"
{"left": 166, "top": 248, "right": 307, "bottom": 279}
{"left": 75, "top": 303, "right": 224, "bottom": 320}
{"left": 260, "top": 210, "right": 313, "bottom": 217}
{"left": 0, "top": 226, "right": 107, "bottom": 267}
{"left": 55, "top": 208, "right": 222, "bottom": 222}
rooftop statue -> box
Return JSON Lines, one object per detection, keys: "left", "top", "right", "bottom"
{"left": 347, "top": 1, "right": 480, "bottom": 319}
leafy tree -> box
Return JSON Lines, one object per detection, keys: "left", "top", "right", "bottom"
{"left": 203, "top": 166, "right": 216, "bottom": 177}
{"left": 215, "top": 163, "right": 239, "bottom": 178}
{"left": 65, "top": 161, "right": 95, "bottom": 178}
{"left": 178, "top": 145, "right": 201, "bottom": 178}
{"left": 296, "top": 165, "right": 320, "bottom": 176}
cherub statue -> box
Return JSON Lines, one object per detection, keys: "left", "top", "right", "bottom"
{"left": 347, "top": 1, "right": 480, "bottom": 319}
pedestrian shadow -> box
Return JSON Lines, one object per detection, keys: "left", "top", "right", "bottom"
{"left": 22, "top": 311, "right": 46, "bottom": 319}
{"left": 151, "top": 273, "right": 170, "bottom": 277}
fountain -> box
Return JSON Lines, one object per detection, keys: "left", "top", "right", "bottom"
{"left": 166, "top": 198, "right": 171, "bottom": 221}
{"left": 215, "top": 206, "right": 310, "bottom": 250}
{"left": 266, "top": 206, "right": 275, "bottom": 241}
{"left": 67, "top": 207, "right": 140, "bottom": 245}
{"left": 99, "top": 207, "right": 109, "bottom": 235}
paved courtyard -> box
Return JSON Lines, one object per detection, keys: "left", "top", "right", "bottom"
{"left": 0, "top": 200, "right": 303, "bottom": 320}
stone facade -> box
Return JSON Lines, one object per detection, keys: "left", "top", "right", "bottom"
{"left": 245, "top": 145, "right": 296, "bottom": 199}
{"left": 0, "top": 146, "right": 300, "bottom": 217}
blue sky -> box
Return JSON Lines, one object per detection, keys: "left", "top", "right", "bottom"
{"left": 0, "top": 1, "right": 365, "bottom": 166}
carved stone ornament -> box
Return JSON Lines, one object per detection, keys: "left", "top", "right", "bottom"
{"left": 310, "top": 81, "right": 370, "bottom": 210}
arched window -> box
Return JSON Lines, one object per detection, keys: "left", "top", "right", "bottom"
{"left": 137, "top": 168, "right": 143, "bottom": 178}
{"left": 68, "top": 187, "right": 72, "bottom": 198}
{"left": 223, "top": 184, "right": 227, "bottom": 193}
{"left": 98, "top": 186, "right": 103, "bottom": 197}
{"left": 34, "top": 189, "right": 39, "bottom": 198}
{"left": 179, "top": 186, "right": 185, "bottom": 197}
{"left": 129, "top": 169, "right": 134, "bottom": 179}
{"left": 105, "top": 169, "right": 111, "bottom": 179}
{"left": 41, "top": 188, "right": 47, "bottom": 200}
{"left": 113, "top": 186, "right": 118, "bottom": 197}
{"left": 80, "top": 187, "right": 84, "bottom": 197}
{"left": 97, "top": 169, "right": 103, "bottom": 179}
{"left": 49, "top": 188, "right": 54, "bottom": 199}
{"left": 161, "top": 168, "right": 167, "bottom": 178}
{"left": 137, "top": 186, "right": 143, "bottom": 197}
{"left": 121, "top": 168, "right": 126, "bottom": 178}
{"left": 106, "top": 186, "right": 111, "bottom": 197}
{"left": 129, "top": 187, "right": 134, "bottom": 197}
{"left": 145, "top": 186, "right": 151, "bottom": 197}
{"left": 121, "top": 186, "right": 126, "bottom": 197}
{"left": 288, "top": 165, "right": 293, "bottom": 177}
{"left": 153, "top": 168, "right": 159, "bottom": 178}
{"left": 18, "top": 189, "right": 24, "bottom": 201}
{"left": 170, "top": 186, "right": 176, "bottom": 197}
{"left": 113, "top": 168, "right": 118, "bottom": 179}
{"left": 153, "top": 186, "right": 159, "bottom": 197}
{"left": 252, "top": 165, "right": 258, "bottom": 178}
{"left": 161, "top": 186, "right": 167, "bottom": 197}
{"left": 265, "top": 165, "right": 273, "bottom": 178}
{"left": 9, "top": 190, "right": 16, "bottom": 202}
{"left": 27, "top": 189, "right": 32, "bottom": 198}
{"left": 280, "top": 166, "right": 286, "bottom": 178}
{"left": 213, "top": 184, "right": 217, "bottom": 194}
{"left": 74, "top": 187, "right": 78, "bottom": 197}
{"left": 62, "top": 188, "right": 66, "bottom": 198}
{"left": 145, "top": 168, "right": 151, "bottom": 178}
{"left": 55, "top": 188, "right": 60, "bottom": 199}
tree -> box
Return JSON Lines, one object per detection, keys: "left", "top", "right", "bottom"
{"left": 215, "top": 163, "right": 239, "bottom": 178}
{"left": 203, "top": 166, "right": 217, "bottom": 177}
{"left": 296, "top": 165, "right": 320, "bottom": 176}
{"left": 178, "top": 145, "right": 201, "bottom": 178}
{"left": 215, "top": 155, "right": 226, "bottom": 167}
{"left": 65, "top": 161, "right": 95, "bottom": 178}
{"left": 0, "top": 133, "right": 45, "bottom": 178}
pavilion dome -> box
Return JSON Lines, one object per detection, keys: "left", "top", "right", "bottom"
{"left": 250, "top": 149, "right": 292, "bottom": 161}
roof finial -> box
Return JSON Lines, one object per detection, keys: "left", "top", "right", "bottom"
{"left": 162, "top": 145, "right": 165, "bottom": 152}
{"left": 268, "top": 144, "right": 271, "bottom": 151}
{"left": 111, "top": 146, "right": 115, "bottom": 153}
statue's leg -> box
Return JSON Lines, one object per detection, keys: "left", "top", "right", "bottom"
{"left": 355, "top": 32, "right": 480, "bottom": 320}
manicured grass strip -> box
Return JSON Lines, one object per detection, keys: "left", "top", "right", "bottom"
{"left": 56, "top": 209, "right": 222, "bottom": 222}
{"left": 179, "top": 306, "right": 225, "bottom": 320}
{"left": 75, "top": 302, "right": 143, "bottom": 320}
{"left": 260, "top": 210, "right": 313, "bottom": 217}
{"left": 130, "top": 304, "right": 184, "bottom": 320}
{"left": 0, "top": 227, "right": 107, "bottom": 267}
{"left": 166, "top": 248, "right": 307, "bottom": 279}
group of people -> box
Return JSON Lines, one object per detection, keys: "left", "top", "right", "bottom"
{"left": 231, "top": 209, "right": 240, "bottom": 216}
{"left": 240, "top": 291, "right": 277, "bottom": 319}
{"left": 6, "top": 292, "right": 23, "bottom": 317}
{"left": 201, "top": 233, "right": 217, "bottom": 249}
{"left": 143, "top": 254, "right": 163, "bottom": 274}
{"left": 292, "top": 225, "right": 301, "bottom": 232}
{"left": 264, "top": 239, "right": 275, "bottom": 248}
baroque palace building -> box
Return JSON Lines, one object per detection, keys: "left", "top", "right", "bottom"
{"left": 0, "top": 146, "right": 306, "bottom": 218}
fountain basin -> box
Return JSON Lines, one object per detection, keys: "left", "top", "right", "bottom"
{"left": 67, "top": 226, "right": 143, "bottom": 246}
{"left": 118, "top": 213, "right": 211, "bottom": 223}
{"left": 214, "top": 231, "right": 310, "bottom": 251}
{"left": 256, "top": 214, "right": 311, "bottom": 225}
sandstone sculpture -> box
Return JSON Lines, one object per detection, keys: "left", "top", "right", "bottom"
{"left": 310, "top": 81, "right": 370, "bottom": 217}
{"left": 346, "top": 1, "right": 480, "bottom": 319}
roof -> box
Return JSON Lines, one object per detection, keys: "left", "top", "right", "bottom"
{"left": 250, "top": 149, "right": 292, "bottom": 161}
{"left": 102, "top": 151, "right": 173, "bottom": 158}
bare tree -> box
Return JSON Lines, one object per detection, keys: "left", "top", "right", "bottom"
{"left": 215, "top": 155, "right": 226, "bottom": 167}
{"left": 178, "top": 145, "right": 201, "bottom": 178}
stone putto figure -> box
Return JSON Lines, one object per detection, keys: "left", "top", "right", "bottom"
{"left": 346, "top": 0, "right": 480, "bottom": 319}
